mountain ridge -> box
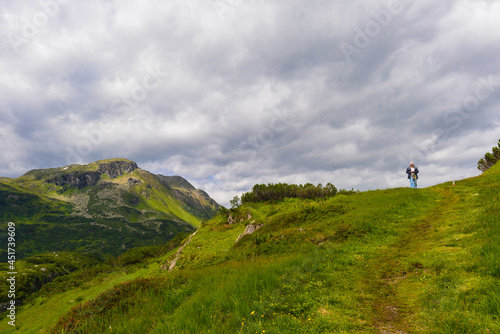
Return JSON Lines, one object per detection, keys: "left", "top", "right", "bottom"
{"left": 0, "top": 158, "right": 219, "bottom": 260}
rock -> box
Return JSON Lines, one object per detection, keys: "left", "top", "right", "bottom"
{"left": 228, "top": 213, "right": 252, "bottom": 225}
{"left": 99, "top": 160, "right": 138, "bottom": 179}
{"left": 46, "top": 171, "right": 101, "bottom": 189}
{"left": 235, "top": 223, "right": 264, "bottom": 243}
{"left": 127, "top": 178, "right": 142, "bottom": 186}
{"left": 45, "top": 160, "right": 139, "bottom": 190}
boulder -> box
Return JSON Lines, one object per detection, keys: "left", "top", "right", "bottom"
{"left": 235, "top": 222, "right": 264, "bottom": 243}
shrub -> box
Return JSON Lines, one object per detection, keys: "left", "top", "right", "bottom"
{"left": 337, "top": 188, "right": 358, "bottom": 195}
{"left": 241, "top": 183, "right": 337, "bottom": 203}
{"left": 478, "top": 139, "right": 500, "bottom": 172}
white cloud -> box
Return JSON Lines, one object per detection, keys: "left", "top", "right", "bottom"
{"left": 0, "top": 0, "right": 499, "bottom": 206}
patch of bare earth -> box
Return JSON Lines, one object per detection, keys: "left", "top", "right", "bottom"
{"left": 373, "top": 290, "right": 409, "bottom": 334}
{"left": 371, "top": 271, "right": 410, "bottom": 334}
{"left": 371, "top": 189, "right": 458, "bottom": 333}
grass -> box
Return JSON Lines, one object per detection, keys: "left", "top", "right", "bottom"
{"left": 1, "top": 164, "right": 499, "bottom": 333}
{"left": 0, "top": 161, "right": 215, "bottom": 260}
{"left": 0, "top": 237, "right": 187, "bottom": 333}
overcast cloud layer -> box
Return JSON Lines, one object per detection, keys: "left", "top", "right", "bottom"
{"left": 1, "top": 0, "right": 500, "bottom": 205}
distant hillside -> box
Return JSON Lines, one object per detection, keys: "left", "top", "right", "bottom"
{"left": 156, "top": 174, "right": 220, "bottom": 220}
{"left": 0, "top": 158, "right": 219, "bottom": 259}
{"left": 1, "top": 162, "right": 497, "bottom": 333}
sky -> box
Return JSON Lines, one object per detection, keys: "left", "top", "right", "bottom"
{"left": 1, "top": 0, "right": 499, "bottom": 206}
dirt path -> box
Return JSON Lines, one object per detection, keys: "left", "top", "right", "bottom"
{"left": 367, "top": 188, "right": 459, "bottom": 333}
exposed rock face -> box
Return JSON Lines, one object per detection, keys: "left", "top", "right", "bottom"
{"left": 228, "top": 212, "right": 252, "bottom": 225}
{"left": 45, "top": 160, "right": 138, "bottom": 190}
{"left": 99, "top": 160, "right": 138, "bottom": 179}
{"left": 235, "top": 222, "right": 264, "bottom": 243}
{"left": 47, "top": 171, "right": 101, "bottom": 190}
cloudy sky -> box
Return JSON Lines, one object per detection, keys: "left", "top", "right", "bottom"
{"left": 1, "top": 0, "right": 499, "bottom": 205}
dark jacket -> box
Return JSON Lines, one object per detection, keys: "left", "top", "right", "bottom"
{"left": 406, "top": 166, "right": 419, "bottom": 179}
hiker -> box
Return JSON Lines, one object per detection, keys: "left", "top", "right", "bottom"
{"left": 406, "top": 162, "right": 419, "bottom": 188}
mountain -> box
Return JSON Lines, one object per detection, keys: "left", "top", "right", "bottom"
{"left": 0, "top": 158, "right": 219, "bottom": 259}
{"left": 1, "top": 162, "right": 498, "bottom": 333}
{"left": 155, "top": 174, "right": 220, "bottom": 221}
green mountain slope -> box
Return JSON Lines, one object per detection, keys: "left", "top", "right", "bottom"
{"left": 1, "top": 163, "right": 498, "bottom": 333}
{"left": 156, "top": 174, "right": 221, "bottom": 221}
{"left": 0, "top": 158, "right": 219, "bottom": 259}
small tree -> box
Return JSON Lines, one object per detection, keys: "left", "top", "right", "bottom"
{"left": 477, "top": 139, "right": 500, "bottom": 172}
{"left": 229, "top": 196, "right": 241, "bottom": 210}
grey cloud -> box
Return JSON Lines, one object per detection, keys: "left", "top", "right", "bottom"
{"left": 1, "top": 0, "right": 499, "bottom": 205}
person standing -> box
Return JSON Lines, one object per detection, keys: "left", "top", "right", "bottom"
{"left": 406, "top": 162, "right": 419, "bottom": 188}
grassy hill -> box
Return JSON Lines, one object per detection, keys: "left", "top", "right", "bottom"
{"left": 0, "top": 158, "right": 219, "bottom": 260}
{"left": 1, "top": 162, "right": 498, "bottom": 333}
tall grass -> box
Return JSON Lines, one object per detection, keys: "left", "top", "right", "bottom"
{"left": 3, "top": 164, "right": 499, "bottom": 333}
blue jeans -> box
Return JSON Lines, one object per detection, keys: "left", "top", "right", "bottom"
{"left": 410, "top": 177, "right": 417, "bottom": 188}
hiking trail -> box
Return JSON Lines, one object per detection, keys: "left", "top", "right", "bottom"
{"left": 367, "top": 188, "right": 459, "bottom": 333}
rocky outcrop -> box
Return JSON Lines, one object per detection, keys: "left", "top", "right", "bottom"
{"left": 127, "top": 178, "right": 142, "bottom": 186}
{"left": 99, "top": 160, "right": 138, "bottom": 179}
{"left": 47, "top": 171, "right": 101, "bottom": 189}
{"left": 235, "top": 222, "right": 264, "bottom": 243}
{"left": 228, "top": 212, "right": 252, "bottom": 225}
{"left": 46, "top": 160, "right": 138, "bottom": 190}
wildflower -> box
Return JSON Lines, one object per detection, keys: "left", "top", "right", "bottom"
{"left": 251, "top": 311, "right": 255, "bottom": 315}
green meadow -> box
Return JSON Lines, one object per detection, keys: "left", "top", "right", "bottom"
{"left": 1, "top": 163, "right": 499, "bottom": 333}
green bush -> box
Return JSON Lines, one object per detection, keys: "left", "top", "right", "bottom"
{"left": 241, "top": 182, "right": 337, "bottom": 203}
{"left": 478, "top": 139, "right": 500, "bottom": 172}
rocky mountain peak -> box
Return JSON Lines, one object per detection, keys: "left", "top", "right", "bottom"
{"left": 98, "top": 159, "right": 138, "bottom": 179}
{"left": 43, "top": 159, "right": 139, "bottom": 190}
